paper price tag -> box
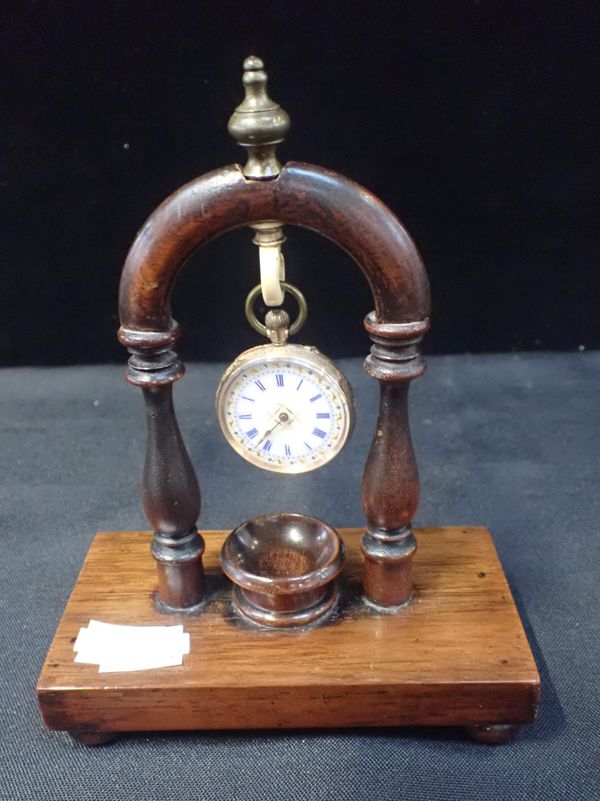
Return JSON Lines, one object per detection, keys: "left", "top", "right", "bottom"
{"left": 73, "top": 620, "right": 190, "bottom": 673}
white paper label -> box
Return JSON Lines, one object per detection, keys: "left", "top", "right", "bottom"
{"left": 73, "top": 620, "right": 190, "bottom": 673}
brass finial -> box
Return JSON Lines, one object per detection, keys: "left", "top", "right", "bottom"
{"left": 228, "top": 56, "right": 290, "bottom": 180}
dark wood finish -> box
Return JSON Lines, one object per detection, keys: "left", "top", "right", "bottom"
{"left": 360, "top": 315, "right": 428, "bottom": 605}
{"left": 118, "top": 162, "right": 431, "bottom": 607}
{"left": 117, "top": 324, "right": 206, "bottom": 609}
{"left": 221, "top": 513, "right": 344, "bottom": 627}
{"left": 466, "top": 724, "right": 520, "bottom": 744}
{"left": 37, "top": 527, "right": 540, "bottom": 737}
{"left": 142, "top": 384, "right": 204, "bottom": 610}
{"left": 361, "top": 531, "right": 416, "bottom": 608}
{"left": 70, "top": 731, "right": 117, "bottom": 746}
{"left": 118, "top": 162, "right": 429, "bottom": 333}
{"left": 360, "top": 383, "right": 420, "bottom": 532}
{"left": 142, "top": 385, "right": 200, "bottom": 536}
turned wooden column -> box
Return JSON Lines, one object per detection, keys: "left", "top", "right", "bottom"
{"left": 118, "top": 324, "right": 205, "bottom": 610}
{"left": 360, "top": 315, "right": 428, "bottom": 607}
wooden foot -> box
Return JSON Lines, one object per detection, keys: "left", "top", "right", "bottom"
{"left": 466, "top": 724, "right": 519, "bottom": 744}
{"left": 70, "top": 731, "right": 117, "bottom": 746}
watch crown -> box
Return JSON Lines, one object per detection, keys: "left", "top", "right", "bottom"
{"left": 265, "top": 308, "right": 290, "bottom": 345}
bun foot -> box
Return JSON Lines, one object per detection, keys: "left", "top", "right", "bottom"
{"left": 466, "top": 724, "right": 519, "bottom": 744}
{"left": 70, "top": 731, "right": 117, "bottom": 746}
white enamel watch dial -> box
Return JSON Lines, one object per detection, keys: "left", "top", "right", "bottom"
{"left": 216, "top": 344, "right": 354, "bottom": 473}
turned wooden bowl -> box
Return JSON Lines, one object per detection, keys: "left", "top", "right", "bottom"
{"left": 220, "top": 513, "right": 345, "bottom": 628}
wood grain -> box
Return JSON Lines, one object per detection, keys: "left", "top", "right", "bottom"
{"left": 141, "top": 384, "right": 205, "bottom": 609}
{"left": 118, "top": 162, "right": 430, "bottom": 334}
{"left": 37, "top": 527, "right": 540, "bottom": 734}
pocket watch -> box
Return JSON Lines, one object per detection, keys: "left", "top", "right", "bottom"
{"left": 216, "top": 284, "right": 355, "bottom": 474}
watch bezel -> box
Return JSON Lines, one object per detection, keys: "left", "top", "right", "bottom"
{"left": 215, "top": 343, "right": 355, "bottom": 474}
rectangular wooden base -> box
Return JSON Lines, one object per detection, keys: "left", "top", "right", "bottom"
{"left": 38, "top": 527, "right": 540, "bottom": 736}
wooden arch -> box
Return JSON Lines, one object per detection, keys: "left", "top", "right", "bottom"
{"left": 118, "top": 162, "right": 430, "bottom": 610}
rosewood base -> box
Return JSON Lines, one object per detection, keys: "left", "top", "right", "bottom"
{"left": 37, "top": 527, "right": 539, "bottom": 741}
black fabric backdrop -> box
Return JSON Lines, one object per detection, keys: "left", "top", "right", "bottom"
{"left": 2, "top": 1, "right": 599, "bottom": 365}
{"left": 0, "top": 353, "right": 599, "bottom": 800}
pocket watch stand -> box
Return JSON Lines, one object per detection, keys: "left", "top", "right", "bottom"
{"left": 37, "top": 57, "right": 540, "bottom": 745}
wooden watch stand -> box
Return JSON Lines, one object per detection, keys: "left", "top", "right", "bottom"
{"left": 37, "top": 58, "right": 540, "bottom": 745}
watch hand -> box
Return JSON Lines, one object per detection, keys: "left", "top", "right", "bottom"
{"left": 254, "top": 419, "right": 282, "bottom": 449}
{"left": 253, "top": 410, "right": 294, "bottom": 449}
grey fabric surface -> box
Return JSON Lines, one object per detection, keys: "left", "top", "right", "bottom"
{"left": 0, "top": 353, "right": 598, "bottom": 800}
